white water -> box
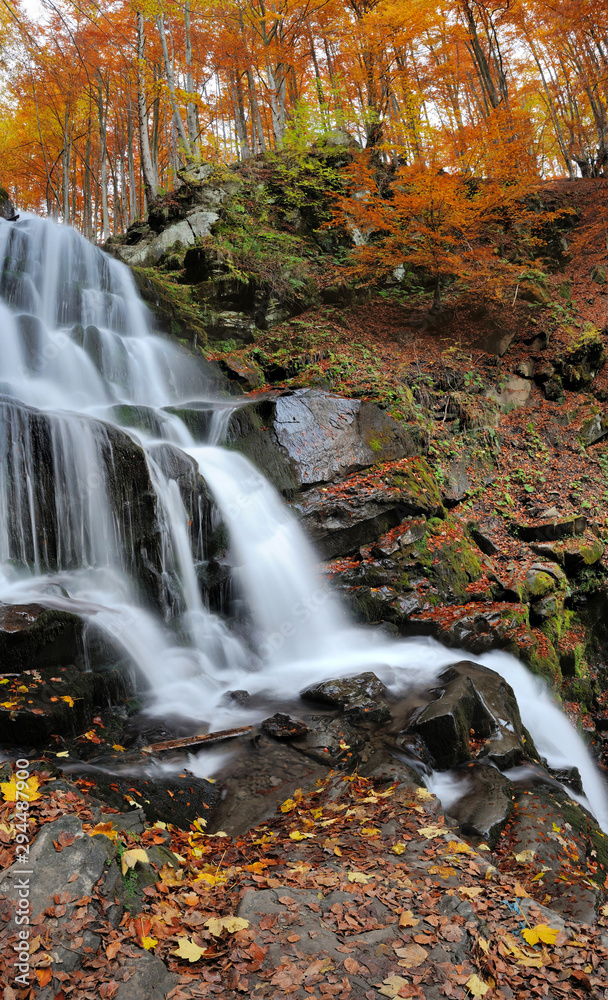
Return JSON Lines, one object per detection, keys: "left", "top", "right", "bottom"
{"left": 1, "top": 215, "right": 607, "bottom": 830}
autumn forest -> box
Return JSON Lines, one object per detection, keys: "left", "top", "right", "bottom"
{"left": 0, "top": 0, "right": 607, "bottom": 240}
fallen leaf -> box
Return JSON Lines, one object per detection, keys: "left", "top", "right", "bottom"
{"left": 112, "top": 744, "right": 126, "bottom": 752}
{"left": 415, "top": 787, "right": 434, "bottom": 801}
{"left": 204, "top": 916, "right": 249, "bottom": 936}
{"left": 280, "top": 798, "right": 297, "bottom": 813}
{"left": 522, "top": 923, "right": 559, "bottom": 947}
{"left": 347, "top": 871, "right": 373, "bottom": 884}
{"left": 459, "top": 887, "right": 484, "bottom": 899}
{"left": 55, "top": 751, "right": 70, "bottom": 758}
{"left": 399, "top": 910, "right": 419, "bottom": 928}
{"left": 106, "top": 941, "right": 121, "bottom": 960}
{"left": 1, "top": 775, "right": 42, "bottom": 802}
{"left": 60, "top": 695, "right": 74, "bottom": 707}
{"left": 514, "top": 849, "right": 536, "bottom": 863}
{"left": 418, "top": 825, "right": 445, "bottom": 839}
{"left": 395, "top": 943, "right": 428, "bottom": 967}
{"left": 379, "top": 974, "right": 410, "bottom": 998}
{"left": 391, "top": 843, "right": 407, "bottom": 855}
{"left": 120, "top": 848, "right": 149, "bottom": 875}
{"left": 289, "top": 830, "right": 314, "bottom": 840}
{"left": 141, "top": 936, "right": 158, "bottom": 950}
{"left": 465, "top": 974, "right": 490, "bottom": 997}
{"left": 173, "top": 938, "right": 207, "bottom": 962}
{"left": 36, "top": 969, "right": 52, "bottom": 988}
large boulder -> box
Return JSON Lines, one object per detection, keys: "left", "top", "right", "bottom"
{"left": 227, "top": 389, "right": 426, "bottom": 496}
{"left": 410, "top": 661, "right": 538, "bottom": 770}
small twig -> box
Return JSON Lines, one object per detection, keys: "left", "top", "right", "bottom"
{"left": 512, "top": 283, "right": 519, "bottom": 306}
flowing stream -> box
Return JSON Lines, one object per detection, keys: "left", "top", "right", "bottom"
{"left": 1, "top": 214, "right": 607, "bottom": 830}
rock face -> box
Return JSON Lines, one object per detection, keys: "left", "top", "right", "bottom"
{"left": 410, "top": 661, "right": 537, "bottom": 770}
{"left": 296, "top": 457, "right": 444, "bottom": 558}
{"left": 0, "top": 396, "right": 163, "bottom": 604}
{"left": 227, "top": 389, "right": 427, "bottom": 496}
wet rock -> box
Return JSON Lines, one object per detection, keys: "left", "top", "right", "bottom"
{"left": 344, "top": 700, "right": 391, "bottom": 725}
{"left": 218, "top": 353, "right": 265, "bottom": 390}
{"left": 113, "top": 952, "right": 179, "bottom": 1000}
{"left": 555, "top": 329, "right": 606, "bottom": 390}
{"left": 410, "top": 661, "right": 537, "bottom": 770}
{"left": 0, "top": 662, "right": 127, "bottom": 744}
{"left": 591, "top": 265, "right": 607, "bottom": 285}
{"left": 485, "top": 376, "right": 532, "bottom": 410}
{"left": 468, "top": 526, "right": 499, "bottom": 556}
{"left": 531, "top": 535, "right": 604, "bottom": 573}
{"left": 543, "top": 376, "right": 564, "bottom": 403}
{"left": 301, "top": 672, "right": 388, "bottom": 708}
{"left": 514, "top": 514, "right": 587, "bottom": 542}
{"left": 473, "top": 328, "right": 516, "bottom": 357}
{"left": 508, "top": 783, "right": 605, "bottom": 923}
{"left": 294, "top": 716, "right": 367, "bottom": 768}
{"left": 518, "top": 280, "right": 551, "bottom": 305}
{"left": 208, "top": 309, "right": 256, "bottom": 345}
{"left": 443, "top": 762, "right": 514, "bottom": 848}
{"left": 0, "top": 603, "right": 84, "bottom": 672}
{"left": 262, "top": 713, "right": 308, "bottom": 740}
{"left": 580, "top": 412, "right": 608, "bottom": 445}
{"left": 229, "top": 389, "right": 426, "bottom": 496}
{"left": 441, "top": 459, "right": 472, "bottom": 506}
{"left": 515, "top": 360, "right": 535, "bottom": 378}
{"left": 0, "top": 396, "right": 165, "bottom": 605}
{"left": 0, "top": 815, "right": 124, "bottom": 966}
{"left": 296, "top": 457, "right": 443, "bottom": 558}
{"left": 0, "top": 185, "right": 16, "bottom": 219}
{"left": 66, "top": 765, "right": 219, "bottom": 827}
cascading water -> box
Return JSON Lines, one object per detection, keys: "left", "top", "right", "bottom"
{"left": 1, "top": 213, "right": 607, "bottom": 832}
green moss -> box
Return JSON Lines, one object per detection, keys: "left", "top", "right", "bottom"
{"left": 133, "top": 267, "right": 207, "bottom": 348}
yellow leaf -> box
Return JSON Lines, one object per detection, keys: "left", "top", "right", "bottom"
{"left": 398, "top": 910, "right": 419, "bottom": 928}
{"left": 280, "top": 798, "right": 297, "bottom": 813}
{"left": 159, "top": 864, "right": 184, "bottom": 886}
{"left": 419, "top": 825, "right": 445, "bottom": 839}
{"left": 477, "top": 937, "right": 489, "bottom": 954}
{"left": 192, "top": 817, "right": 207, "bottom": 832}
{"left": 360, "top": 827, "right": 380, "bottom": 837}
{"left": 428, "top": 864, "right": 457, "bottom": 878}
{"left": 289, "top": 830, "right": 314, "bottom": 841}
{"left": 195, "top": 871, "right": 224, "bottom": 887}
{"left": 514, "top": 849, "right": 536, "bottom": 863}
{"left": 173, "top": 937, "right": 207, "bottom": 962}
{"left": 141, "top": 936, "right": 157, "bottom": 950}
{"left": 112, "top": 744, "right": 126, "bottom": 752}
{"left": 347, "top": 871, "right": 373, "bottom": 884}
{"left": 17, "top": 685, "right": 28, "bottom": 693}
{"left": 465, "top": 974, "right": 490, "bottom": 997}
{"left": 522, "top": 923, "right": 559, "bottom": 947}
{"left": 204, "top": 916, "right": 249, "bottom": 936}
{"left": 446, "top": 840, "right": 473, "bottom": 854}
{"left": 416, "top": 787, "right": 434, "bottom": 801}
{"left": 379, "top": 975, "right": 410, "bottom": 998}
{"left": 120, "top": 848, "right": 149, "bottom": 875}
{"left": 89, "top": 821, "right": 118, "bottom": 842}
{"left": 55, "top": 751, "right": 70, "bottom": 758}
{"left": 1, "top": 775, "right": 42, "bottom": 803}
{"left": 459, "top": 887, "right": 484, "bottom": 899}
{"left": 0, "top": 701, "right": 20, "bottom": 709}
{"left": 60, "top": 695, "right": 74, "bottom": 707}
{"left": 391, "top": 842, "right": 406, "bottom": 855}
{"left": 514, "top": 882, "right": 530, "bottom": 897}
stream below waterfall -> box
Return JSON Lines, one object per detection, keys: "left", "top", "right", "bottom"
{"left": 1, "top": 214, "right": 607, "bottom": 832}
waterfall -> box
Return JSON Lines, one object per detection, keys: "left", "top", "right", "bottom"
{"left": 1, "top": 213, "right": 607, "bottom": 832}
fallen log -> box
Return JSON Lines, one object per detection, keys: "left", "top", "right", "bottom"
{"left": 141, "top": 725, "right": 255, "bottom": 755}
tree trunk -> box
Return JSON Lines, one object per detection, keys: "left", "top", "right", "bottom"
{"left": 184, "top": 1, "right": 199, "bottom": 152}
{"left": 136, "top": 12, "right": 158, "bottom": 205}
{"left": 156, "top": 12, "right": 194, "bottom": 164}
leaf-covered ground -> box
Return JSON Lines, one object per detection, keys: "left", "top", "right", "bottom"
{"left": 3, "top": 768, "right": 608, "bottom": 999}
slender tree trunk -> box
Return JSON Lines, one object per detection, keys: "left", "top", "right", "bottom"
{"left": 184, "top": 1, "right": 199, "bottom": 151}
{"left": 97, "top": 77, "right": 110, "bottom": 241}
{"left": 156, "top": 12, "right": 194, "bottom": 164}
{"left": 247, "top": 69, "right": 266, "bottom": 152}
{"left": 136, "top": 11, "right": 158, "bottom": 205}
